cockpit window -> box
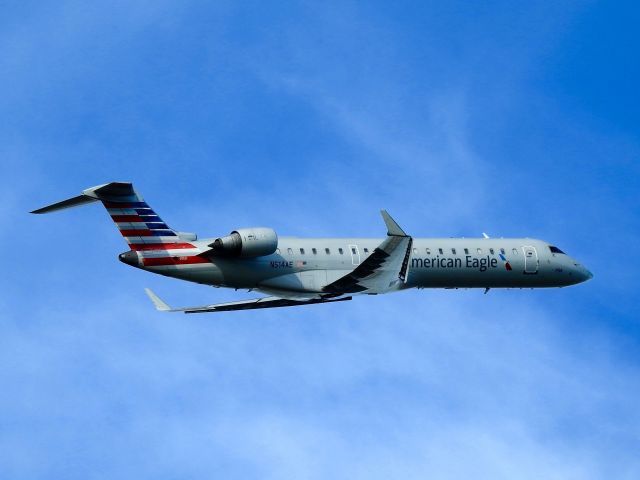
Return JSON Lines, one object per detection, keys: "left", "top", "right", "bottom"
{"left": 549, "top": 246, "right": 565, "bottom": 254}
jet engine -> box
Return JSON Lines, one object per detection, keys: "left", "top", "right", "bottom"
{"left": 208, "top": 227, "right": 278, "bottom": 258}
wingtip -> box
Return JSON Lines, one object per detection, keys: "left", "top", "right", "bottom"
{"left": 144, "top": 288, "right": 172, "bottom": 311}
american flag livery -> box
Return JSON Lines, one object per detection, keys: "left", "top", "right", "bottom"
{"left": 103, "top": 200, "right": 179, "bottom": 244}
{"left": 101, "top": 199, "right": 209, "bottom": 266}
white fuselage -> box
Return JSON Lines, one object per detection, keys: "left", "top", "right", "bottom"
{"left": 135, "top": 236, "right": 592, "bottom": 295}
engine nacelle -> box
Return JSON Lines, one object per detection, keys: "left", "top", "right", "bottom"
{"left": 209, "top": 227, "right": 278, "bottom": 258}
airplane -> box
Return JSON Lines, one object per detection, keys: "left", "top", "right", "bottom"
{"left": 31, "top": 182, "right": 593, "bottom": 313}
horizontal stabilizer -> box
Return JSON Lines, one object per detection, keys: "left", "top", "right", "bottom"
{"left": 30, "top": 182, "right": 140, "bottom": 214}
{"left": 30, "top": 195, "right": 98, "bottom": 214}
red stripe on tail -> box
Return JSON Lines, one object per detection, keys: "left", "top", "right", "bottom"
{"left": 111, "top": 215, "right": 144, "bottom": 222}
{"left": 119, "top": 229, "right": 156, "bottom": 237}
{"left": 130, "top": 243, "right": 196, "bottom": 251}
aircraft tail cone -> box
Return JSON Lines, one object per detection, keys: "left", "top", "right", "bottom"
{"left": 119, "top": 250, "right": 140, "bottom": 267}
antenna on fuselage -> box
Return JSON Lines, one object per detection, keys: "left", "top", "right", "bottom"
{"left": 482, "top": 232, "right": 490, "bottom": 239}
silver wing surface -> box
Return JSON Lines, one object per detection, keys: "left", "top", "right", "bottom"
{"left": 144, "top": 288, "right": 351, "bottom": 314}
{"left": 322, "top": 210, "right": 413, "bottom": 295}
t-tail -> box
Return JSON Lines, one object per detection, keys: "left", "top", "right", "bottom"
{"left": 31, "top": 182, "right": 199, "bottom": 254}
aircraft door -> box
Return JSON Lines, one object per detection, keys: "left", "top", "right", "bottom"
{"left": 348, "top": 244, "right": 361, "bottom": 266}
{"left": 523, "top": 246, "right": 538, "bottom": 274}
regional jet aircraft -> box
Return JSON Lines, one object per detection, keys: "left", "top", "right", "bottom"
{"left": 32, "top": 182, "right": 592, "bottom": 313}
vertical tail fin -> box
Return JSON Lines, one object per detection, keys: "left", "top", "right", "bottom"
{"left": 92, "top": 182, "right": 178, "bottom": 248}
{"left": 31, "top": 182, "right": 196, "bottom": 251}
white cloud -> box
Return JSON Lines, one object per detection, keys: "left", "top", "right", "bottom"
{"left": 2, "top": 288, "right": 638, "bottom": 479}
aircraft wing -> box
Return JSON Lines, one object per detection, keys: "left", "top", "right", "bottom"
{"left": 144, "top": 288, "right": 351, "bottom": 314}
{"left": 322, "top": 210, "right": 413, "bottom": 295}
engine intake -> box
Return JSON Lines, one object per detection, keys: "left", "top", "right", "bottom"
{"left": 209, "top": 227, "right": 278, "bottom": 258}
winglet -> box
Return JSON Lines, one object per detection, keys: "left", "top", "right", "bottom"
{"left": 380, "top": 210, "right": 407, "bottom": 236}
{"left": 144, "top": 288, "right": 172, "bottom": 311}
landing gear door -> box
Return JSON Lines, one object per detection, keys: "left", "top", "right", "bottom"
{"left": 523, "top": 245, "right": 538, "bottom": 274}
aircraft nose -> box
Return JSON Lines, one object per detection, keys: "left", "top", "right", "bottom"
{"left": 573, "top": 263, "right": 593, "bottom": 283}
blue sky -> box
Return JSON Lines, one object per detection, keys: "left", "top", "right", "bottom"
{"left": 1, "top": 1, "right": 639, "bottom": 478}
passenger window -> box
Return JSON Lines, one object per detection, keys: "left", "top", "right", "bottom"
{"left": 351, "top": 247, "right": 356, "bottom": 254}
{"left": 312, "top": 248, "right": 317, "bottom": 255}
{"left": 464, "top": 248, "right": 469, "bottom": 254}
{"left": 339, "top": 248, "right": 344, "bottom": 255}
{"left": 500, "top": 248, "right": 505, "bottom": 255}
{"left": 426, "top": 248, "right": 431, "bottom": 255}
{"left": 438, "top": 248, "right": 443, "bottom": 254}
{"left": 489, "top": 248, "right": 494, "bottom": 255}
{"left": 325, "top": 248, "right": 330, "bottom": 254}
{"left": 287, "top": 248, "right": 293, "bottom": 255}
{"left": 477, "top": 248, "right": 482, "bottom": 254}
{"left": 451, "top": 248, "right": 456, "bottom": 254}
{"left": 300, "top": 248, "right": 305, "bottom": 255}
{"left": 512, "top": 248, "right": 518, "bottom": 255}
{"left": 364, "top": 248, "right": 369, "bottom": 254}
